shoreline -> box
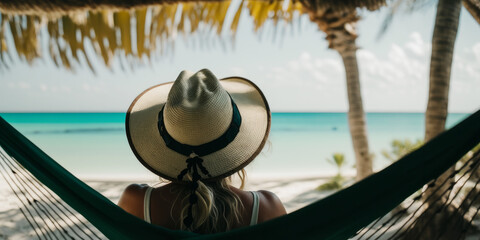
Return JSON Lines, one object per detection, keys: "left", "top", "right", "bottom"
{"left": 75, "top": 169, "right": 358, "bottom": 182}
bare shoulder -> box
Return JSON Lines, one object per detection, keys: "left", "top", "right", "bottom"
{"left": 117, "top": 183, "right": 150, "bottom": 219}
{"left": 257, "top": 190, "right": 287, "bottom": 222}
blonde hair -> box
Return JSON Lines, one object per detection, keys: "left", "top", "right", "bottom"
{"left": 171, "top": 169, "right": 247, "bottom": 233}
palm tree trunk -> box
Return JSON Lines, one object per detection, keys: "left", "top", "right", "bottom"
{"left": 339, "top": 49, "right": 372, "bottom": 181}
{"left": 423, "top": 0, "right": 461, "bottom": 216}
{"left": 425, "top": 0, "right": 461, "bottom": 143}
{"left": 301, "top": 5, "right": 373, "bottom": 181}
{"left": 406, "top": 0, "right": 463, "bottom": 239}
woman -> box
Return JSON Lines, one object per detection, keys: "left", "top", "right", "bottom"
{"left": 118, "top": 69, "right": 286, "bottom": 233}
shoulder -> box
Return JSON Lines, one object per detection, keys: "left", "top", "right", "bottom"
{"left": 120, "top": 183, "right": 150, "bottom": 202}
{"left": 256, "top": 190, "right": 287, "bottom": 222}
{"left": 123, "top": 183, "right": 150, "bottom": 195}
{"left": 117, "top": 184, "right": 150, "bottom": 218}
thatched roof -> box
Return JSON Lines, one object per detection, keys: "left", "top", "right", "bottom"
{"left": 0, "top": 1, "right": 305, "bottom": 72}
{"left": 0, "top": 0, "right": 388, "bottom": 72}
{"left": 0, "top": 0, "right": 194, "bottom": 15}
{"left": 0, "top": 0, "right": 387, "bottom": 16}
{"left": 300, "top": 0, "right": 385, "bottom": 13}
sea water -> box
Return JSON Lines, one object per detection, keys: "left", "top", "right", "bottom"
{"left": 0, "top": 112, "right": 469, "bottom": 180}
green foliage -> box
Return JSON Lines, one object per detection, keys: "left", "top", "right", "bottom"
{"left": 317, "top": 153, "right": 347, "bottom": 191}
{"left": 327, "top": 152, "right": 346, "bottom": 175}
{"left": 317, "top": 175, "right": 345, "bottom": 191}
{"left": 382, "top": 139, "right": 424, "bottom": 162}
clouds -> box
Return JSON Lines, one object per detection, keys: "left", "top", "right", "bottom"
{"left": 245, "top": 31, "right": 479, "bottom": 112}
{"left": 447, "top": 42, "right": 480, "bottom": 112}
{"left": 5, "top": 78, "right": 84, "bottom": 94}
{"left": 357, "top": 32, "right": 431, "bottom": 105}
{"left": 7, "top": 81, "right": 32, "bottom": 90}
{"left": 269, "top": 52, "right": 343, "bottom": 87}
{"left": 454, "top": 42, "right": 480, "bottom": 81}
{"left": 474, "top": 43, "right": 480, "bottom": 61}
{"left": 248, "top": 51, "right": 348, "bottom": 112}
{"left": 0, "top": 29, "right": 478, "bottom": 113}
{"left": 404, "top": 32, "right": 430, "bottom": 57}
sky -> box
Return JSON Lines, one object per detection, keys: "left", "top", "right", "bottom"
{"left": 0, "top": 3, "right": 479, "bottom": 113}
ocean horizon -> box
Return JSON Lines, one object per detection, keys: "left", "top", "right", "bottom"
{"left": 0, "top": 112, "right": 470, "bottom": 180}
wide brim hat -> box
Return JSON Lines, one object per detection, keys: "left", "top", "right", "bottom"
{"left": 126, "top": 69, "right": 270, "bottom": 182}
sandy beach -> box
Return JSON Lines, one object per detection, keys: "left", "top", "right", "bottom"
{"left": 0, "top": 175, "right": 335, "bottom": 240}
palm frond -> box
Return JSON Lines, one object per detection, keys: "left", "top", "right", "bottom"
{"left": 0, "top": 0, "right": 386, "bottom": 15}
{"left": 0, "top": 0, "right": 389, "bottom": 72}
{"left": 463, "top": 0, "right": 480, "bottom": 25}
{"left": 0, "top": 1, "right": 306, "bottom": 71}
{"left": 377, "top": 0, "right": 436, "bottom": 40}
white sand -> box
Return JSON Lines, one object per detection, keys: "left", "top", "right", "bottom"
{"left": 0, "top": 176, "right": 335, "bottom": 240}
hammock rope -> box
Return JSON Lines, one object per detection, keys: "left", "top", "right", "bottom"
{"left": 352, "top": 150, "right": 480, "bottom": 240}
{"left": 1, "top": 152, "right": 73, "bottom": 240}
{"left": 0, "top": 150, "right": 45, "bottom": 239}
{"left": 0, "top": 109, "right": 480, "bottom": 239}
{"left": 0, "top": 148, "right": 104, "bottom": 240}
{"left": 0, "top": 150, "right": 61, "bottom": 240}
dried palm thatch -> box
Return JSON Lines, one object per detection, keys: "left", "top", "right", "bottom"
{"left": 0, "top": 1, "right": 304, "bottom": 72}
{"left": 0, "top": 0, "right": 388, "bottom": 72}
{"left": 300, "top": 0, "right": 385, "bottom": 14}
{"left": 0, "top": 0, "right": 218, "bottom": 16}
{"left": 0, "top": 0, "right": 387, "bottom": 15}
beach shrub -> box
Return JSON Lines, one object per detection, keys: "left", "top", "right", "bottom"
{"left": 382, "top": 139, "right": 424, "bottom": 162}
{"left": 316, "top": 175, "right": 345, "bottom": 191}
{"left": 317, "top": 153, "right": 346, "bottom": 191}
{"left": 328, "top": 152, "right": 346, "bottom": 175}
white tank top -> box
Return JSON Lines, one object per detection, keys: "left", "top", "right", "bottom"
{"left": 143, "top": 187, "right": 260, "bottom": 226}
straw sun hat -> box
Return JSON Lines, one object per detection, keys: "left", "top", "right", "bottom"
{"left": 126, "top": 69, "right": 271, "bottom": 182}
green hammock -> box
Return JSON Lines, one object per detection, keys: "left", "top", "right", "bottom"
{"left": 1, "top": 110, "right": 480, "bottom": 240}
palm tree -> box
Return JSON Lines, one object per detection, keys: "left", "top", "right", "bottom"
{"left": 425, "top": 0, "right": 462, "bottom": 144}
{"left": 387, "top": 0, "right": 468, "bottom": 238}
{"left": 299, "top": 2, "right": 379, "bottom": 180}
{"left": 377, "top": 0, "right": 479, "bottom": 237}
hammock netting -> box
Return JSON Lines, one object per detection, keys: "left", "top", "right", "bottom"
{"left": 1, "top": 110, "right": 480, "bottom": 239}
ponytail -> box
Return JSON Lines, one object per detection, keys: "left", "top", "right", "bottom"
{"left": 173, "top": 170, "right": 246, "bottom": 233}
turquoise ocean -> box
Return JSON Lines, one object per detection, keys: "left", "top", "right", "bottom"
{"left": 0, "top": 113, "right": 469, "bottom": 180}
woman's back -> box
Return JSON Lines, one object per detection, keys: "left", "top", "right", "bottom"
{"left": 118, "top": 183, "right": 286, "bottom": 232}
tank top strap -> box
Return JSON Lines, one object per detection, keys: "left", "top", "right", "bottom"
{"left": 250, "top": 191, "right": 260, "bottom": 226}
{"left": 144, "top": 186, "right": 154, "bottom": 223}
